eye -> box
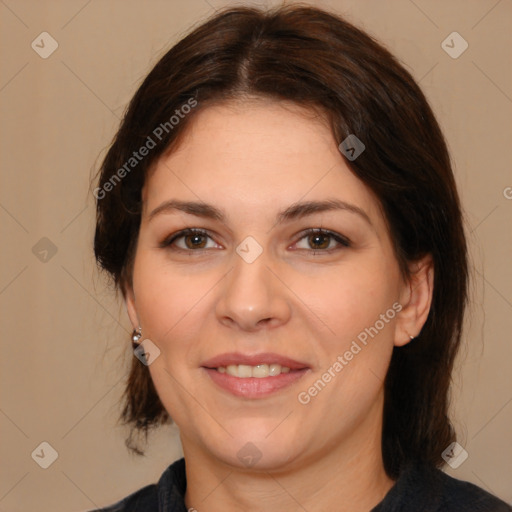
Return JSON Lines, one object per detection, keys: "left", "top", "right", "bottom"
{"left": 160, "top": 228, "right": 221, "bottom": 251}
{"left": 160, "top": 227, "right": 350, "bottom": 254}
{"left": 293, "top": 228, "right": 350, "bottom": 253}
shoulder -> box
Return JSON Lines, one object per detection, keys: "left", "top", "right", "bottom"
{"left": 436, "top": 471, "right": 511, "bottom": 512}
{"left": 94, "top": 483, "right": 158, "bottom": 511}
{"left": 374, "top": 461, "right": 511, "bottom": 512}
{"left": 88, "top": 458, "right": 187, "bottom": 512}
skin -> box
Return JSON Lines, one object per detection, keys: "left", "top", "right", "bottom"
{"left": 125, "top": 99, "right": 434, "bottom": 512}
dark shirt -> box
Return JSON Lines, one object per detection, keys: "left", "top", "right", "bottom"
{"left": 93, "top": 457, "right": 510, "bottom": 511}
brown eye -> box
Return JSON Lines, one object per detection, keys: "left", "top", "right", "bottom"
{"left": 161, "top": 228, "right": 219, "bottom": 251}
{"left": 294, "top": 229, "right": 350, "bottom": 253}
{"left": 183, "top": 232, "right": 208, "bottom": 249}
{"left": 308, "top": 233, "right": 331, "bottom": 250}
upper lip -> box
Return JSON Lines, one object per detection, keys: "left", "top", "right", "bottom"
{"left": 201, "top": 352, "right": 309, "bottom": 371}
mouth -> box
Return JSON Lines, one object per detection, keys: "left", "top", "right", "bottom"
{"left": 216, "top": 363, "right": 292, "bottom": 377}
{"left": 201, "top": 352, "right": 310, "bottom": 398}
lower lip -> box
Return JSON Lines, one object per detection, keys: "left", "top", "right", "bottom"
{"left": 203, "top": 368, "right": 309, "bottom": 398}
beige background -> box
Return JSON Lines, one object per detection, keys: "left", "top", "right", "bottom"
{"left": 0, "top": 0, "right": 511, "bottom": 510}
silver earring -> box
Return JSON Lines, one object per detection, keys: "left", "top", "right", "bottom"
{"left": 409, "top": 334, "right": 415, "bottom": 340}
{"left": 132, "top": 326, "right": 142, "bottom": 345}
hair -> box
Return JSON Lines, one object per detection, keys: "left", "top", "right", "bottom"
{"left": 94, "top": 4, "right": 468, "bottom": 478}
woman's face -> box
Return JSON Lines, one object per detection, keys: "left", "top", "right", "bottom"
{"left": 127, "top": 100, "right": 418, "bottom": 471}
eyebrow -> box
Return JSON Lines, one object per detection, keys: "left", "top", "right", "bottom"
{"left": 148, "top": 198, "right": 373, "bottom": 227}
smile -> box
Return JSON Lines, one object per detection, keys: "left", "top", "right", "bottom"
{"left": 216, "top": 363, "right": 291, "bottom": 378}
{"left": 201, "top": 352, "right": 310, "bottom": 398}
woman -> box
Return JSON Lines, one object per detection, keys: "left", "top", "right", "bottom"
{"left": 92, "top": 4, "right": 510, "bottom": 511}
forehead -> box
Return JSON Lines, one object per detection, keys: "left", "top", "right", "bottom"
{"left": 143, "top": 101, "right": 384, "bottom": 229}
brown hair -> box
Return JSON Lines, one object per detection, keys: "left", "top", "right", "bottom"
{"left": 94, "top": 4, "right": 468, "bottom": 478}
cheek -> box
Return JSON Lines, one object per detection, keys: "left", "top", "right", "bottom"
{"left": 297, "top": 265, "right": 398, "bottom": 414}
{"left": 131, "top": 256, "right": 214, "bottom": 420}
{"left": 295, "top": 255, "right": 399, "bottom": 346}
{"left": 132, "top": 254, "right": 213, "bottom": 353}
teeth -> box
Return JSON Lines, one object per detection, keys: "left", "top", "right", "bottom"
{"left": 219, "top": 364, "right": 292, "bottom": 378}
{"left": 268, "top": 363, "right": 281, "bottom": 376}
{"left": 238, "top": 364, "right": 252, "bottom": 378}
{"left": 253, "top": 364, "right": 269, "bottom": 378}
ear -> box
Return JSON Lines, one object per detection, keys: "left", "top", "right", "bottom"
{"left": 124, "top": 283, "right": 140, "bottom": 331}
{"left": 394, "top": 254, "right": 434, "bottom": 347}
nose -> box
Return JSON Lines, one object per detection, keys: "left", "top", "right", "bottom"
{"left": 214, "top": 246, "right": 291, "bottom": 332}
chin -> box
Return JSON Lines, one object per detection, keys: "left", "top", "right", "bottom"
{"left": 206, "top": 421, "right": 304, "bottom": 472}
{"left": 220, "top": 440, "right": 301, "bottom": 472}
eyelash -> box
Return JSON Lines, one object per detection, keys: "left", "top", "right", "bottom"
{"left": 160, "top": 228, "right": 351, "bottom": 255}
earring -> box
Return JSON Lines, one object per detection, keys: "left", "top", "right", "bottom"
{"left": 409, "top": 334, "right": 415, "bottom": 340}
{"left": 132, "top": 326, "right": 142, "bottom": 346}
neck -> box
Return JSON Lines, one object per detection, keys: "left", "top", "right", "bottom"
{"left": 182, "top": 394, "right": 394, "bottom": 512}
